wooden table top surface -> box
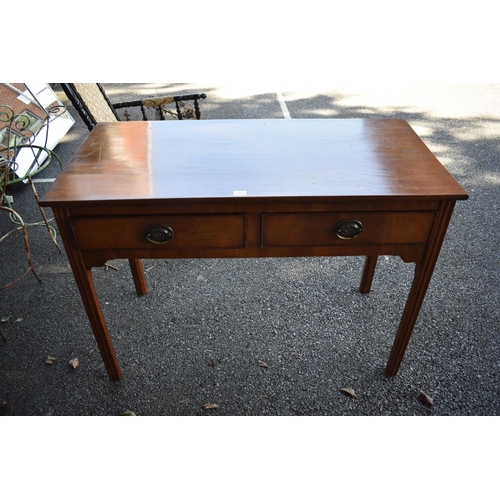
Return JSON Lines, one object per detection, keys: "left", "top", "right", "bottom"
{"left": 40, "top": 119, "right": 468, "bottom": 205}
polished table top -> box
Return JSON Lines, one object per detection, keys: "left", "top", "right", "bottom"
{"left": 40, "top": 119, "right": 469, "bottom": 206}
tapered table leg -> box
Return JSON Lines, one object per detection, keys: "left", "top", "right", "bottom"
{"left": 129, "top": 259, "right": 148, "bottom": 296}
{"left": 384, "top": 200, "right": 456, "bottom": 376}
{"left": 385, "top": 262, "right": 428, "bottom": 375}
{"left": 360, "top": 255, "right": 378, "bottom": 294}
{"left": 53, "top": 208, "right": 122, "bottom": 380}
{"left": 72, "top": 267, "right": 122, "bottom": 380}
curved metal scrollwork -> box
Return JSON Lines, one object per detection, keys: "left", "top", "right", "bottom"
{"left": 0, "top": 105, "right": 20, "bottom": 183}
{"left": 1, "top": 92, "right": 66, "bottom": 289}
{"left": 1, "top": 104, "right": 38, "bottom": 148}
{"left": 46, "top": 105, "right": 67, "bottom": 121}
{"left": 0, "top": 100, "right": 66, "bottom": 186}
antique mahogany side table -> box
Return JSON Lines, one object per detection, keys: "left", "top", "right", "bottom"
{"left": 40, "top": 119, "right": 468, "bottom": 380}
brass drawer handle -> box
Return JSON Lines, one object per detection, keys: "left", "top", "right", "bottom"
{"left": 145, "top": 224, "right": 174, "bottom": 244}
{"left": 334, "top": 220, "right": 363, "bottom": 239}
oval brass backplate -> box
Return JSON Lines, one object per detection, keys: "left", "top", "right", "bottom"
{"left": 334, "top": 220, "right": 363, "bottom": 239}
{"left": 145, "top": 224, "right": 174, "bottom": 244}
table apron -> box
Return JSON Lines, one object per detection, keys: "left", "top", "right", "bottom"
{"left": 80, "top": 243, "right": 428, "bottom": 269}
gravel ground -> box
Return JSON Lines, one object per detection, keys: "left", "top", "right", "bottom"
{"left": 1, "top": 83, "right": 499, "bottom": 417}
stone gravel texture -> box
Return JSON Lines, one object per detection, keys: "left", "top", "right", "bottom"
{"left": 1, "top": 83, "right": 499, "bottom": 416}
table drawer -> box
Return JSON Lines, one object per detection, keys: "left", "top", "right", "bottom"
{"left": 262, "top": 211, "right": 435, "bottom": 247}
{"left": 72, "top": 214, "right": 246, "bottom": 250}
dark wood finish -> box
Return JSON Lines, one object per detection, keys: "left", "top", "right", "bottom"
{"left": 261, "top": 211, "right": 436, "bottom": 247}
{"left": 360, "top": 255, "right": 378, "bottom": 294}
{"left": 129, "top": 259, "right": 148, "bottom": 296}
{"left": 384, "top": 199, "right": 457, "bottom": 375}
{"left": 71, "top": 214, "right": 247, "bottom": 250}
{"left": 41, "top": 120, "right": 468, "bottom": 204}
{"left": 52, "top": 206, "right": 122, "bottom": 380}
{"left": 40, "top": 119, "right": 468, "bottom": 380}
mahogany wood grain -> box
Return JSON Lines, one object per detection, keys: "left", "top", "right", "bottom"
{"left": 72, "top": 214, "right": 246, "bottom": 250}
{"left": 40, "top": 119, "right": 468, "bottom": 380}
{"left": 384, "top": 200, "right": 457, "bottom": 375}
{"left": 129, "top": 259, "right": 148, "bottom": 296}
{"left": 41, "top": 119, "right": 468, "bottom": 205}
{"left": 360, "top": 255, "right": 378, "bottom": 294}
{"left": 52, "top": 207, "right": 122, "bottom": 380}
{"left": 261, "top": 211, "right": 436, "bottom": 247}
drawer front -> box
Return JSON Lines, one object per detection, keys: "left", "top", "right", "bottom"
{"left": 262, "top": 212, "right": 435, "bottom": 247}
{"left": 72, "top": 214, "right": 246, "bottom": 250}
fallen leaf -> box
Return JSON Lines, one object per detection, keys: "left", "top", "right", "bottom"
{"left": 340, "top": 387, "right": 357, "bottom": 398}
{"left": 1, "top": 316, "right": 12, "bottom": 323}
{"left": 68, "top": 358, "right": 80, "bottom": 370}
{"left": 209, "top": 359, "right": 216, "bottom": 367}
{"left": 88, "top": 349, "right": 95, "bottom": 356}
{"left": 121, "top": 410, "right": 137, "bottom": 416}
{"left": 419, "top": 390, "right": 434, "bottom": 408}
{"left": 13, "top": 318, "right": 23, "bottom": 323}
{"left": 203, "top": 403, "right": 219, "bottom": 410}
{"left": 258, "top": 360, "right": 269, "bottom": 369}
{"left": 45, "top": 356, "right": 56, "bottom": 365}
